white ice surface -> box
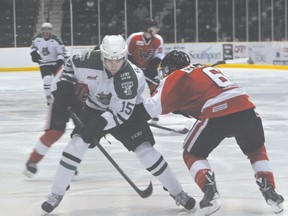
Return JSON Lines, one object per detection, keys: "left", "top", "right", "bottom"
{"left": 0, "top": 68, "right": 288, "bottom": 216}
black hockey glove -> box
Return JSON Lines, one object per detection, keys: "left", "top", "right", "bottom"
{"left": 30, "top": 51, "right": 41, "bottom": 63}
{"left": 79, "top": 114, "right": 107, "bottom": 147}
{"left": 55, "top": 59, "right": 64, "bottom": 71}
{"left": 172, "top": 110, "right": 191, "bottom": 118}
{"left": 53, "top": 81, "right": 79, "bottom": 118}
{"left": 145, "top": 57, "right": 161, "bottom": 79}
{"left": 129, "top": 103, "right": 152, "bottom": 122}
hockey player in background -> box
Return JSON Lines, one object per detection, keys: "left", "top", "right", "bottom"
{"left": 140, "top": 50, "right": 284, "bottom": 215}
{"left": 41, "top": 35, "right": 195, "bottom": 215}
{"left": 30, "top": 22, "right": 66, "bottom": 105}
{"left": 126, "top": 18, "right": 164, "bottom": 95}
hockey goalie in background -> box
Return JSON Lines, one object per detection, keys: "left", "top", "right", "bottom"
{"left": 30, "top": 22, "right": 66, "bottom": 105}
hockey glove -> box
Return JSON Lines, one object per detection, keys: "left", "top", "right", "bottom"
{"left": 129, "top": 103, "right": 152, "bottom": 122}
{"left": 74, "top": 82, "right": 89, "bottom": 106}
{"left": 172, "top": 110, "right": 191, "bottom": 118}
{"left": 30, "top": 51, "right": 41, "bottom": 63}
{"left": 53, "top": 81, "right": 79, "bottom": 118}
{"left": 145, "top": 57, "right": 161, "bottom": 79}
{"left": 54, "top": 59, "right": 64, "bottom": 71}
{"left": 78, "top": 114, "right": 107, "bottom": 147}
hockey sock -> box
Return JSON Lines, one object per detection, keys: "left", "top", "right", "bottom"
{"left": 135, "top": 142, "right": 182, "bottom": 196}
{"left": 52, "top": 135, "right": 89, "bottom": 195}
{"left": 246, "top": 145, "right": 275, "bottom": 188}
{"left": 43, "top": 75, "right": 52, "bottom": 97}
{"left": 195, "top": 169, "right": 212, "bottom": 192}
{"left": 183, "top": 150, "right": 211, "bottom": 191}
{"left": 40, "top": 130, "right": 64, "bottom": 147}
{"left": 29, "top": 130, "right": 64, "bottom": 163}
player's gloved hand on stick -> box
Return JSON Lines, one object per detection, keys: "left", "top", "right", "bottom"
{"left": 79, "top": 114, "right": 107, "bottom": 148}
{"left": 74, "top": 82, "right": 89, "bottom": 106}
{"left": 30, "top": 51, "right": 41, "bottom": 63}
{"left": 53, "top": 81, "right": 79, "bottom": 118}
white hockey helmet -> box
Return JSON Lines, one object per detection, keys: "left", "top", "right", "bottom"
{"left": 100, "top": 35, "right": 128, "bottom": 62}
{"left": 41, "top": 22, "right": 52, "bottom": 29}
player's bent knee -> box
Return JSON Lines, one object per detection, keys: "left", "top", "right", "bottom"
{"left": 63, "top": 135, "right": 89, "bottom": 160}
{"left": 135, "top": 142, "right": 161, "bottom": 167}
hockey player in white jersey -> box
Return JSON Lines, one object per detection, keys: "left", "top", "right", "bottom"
{"left": 41, "top": 35, "right": 196, "bottom": 215}
{"left": 30, "top": 22, "right": 66, "bottom": 105}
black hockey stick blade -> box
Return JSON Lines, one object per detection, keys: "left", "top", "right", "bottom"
{"left": 94, "top": 139, "right": 153, "bottom": 198}
{"left": 136, "top": 181, "right": 153, "bottom": 198}
{"left": 68, "top": 107, "right": 153, "bottom": 198}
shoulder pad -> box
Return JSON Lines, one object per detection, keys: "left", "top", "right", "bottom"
{"left": 51, "top": 35, "right": 64, "bottom": 45}
{"left": 72, "top": 51, "right": 103, "bottom": 70}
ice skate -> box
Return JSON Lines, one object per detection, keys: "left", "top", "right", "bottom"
{"left": 46, "top": 95, "right": 52, "bottom": 105}
{"left": 172, "top": 190, "right": 196, "bottom": 210}
{"left": 23, "top": 160, "right": 37, "bottom": 178}
{"left": 256, "top": 177, "right": 284, "bottom": 214}
{"left": 162, "top": 186, "right": 195, "bottom": 210}
{"left": 41, "top": 193, "right": 63, "bottom": 215}
{"left": 199, "top": 171, "right": 221, "bottom": 215}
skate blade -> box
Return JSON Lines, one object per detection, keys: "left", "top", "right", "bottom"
{"left": 23, "top": 169, "right": 35, "bottom": 178}
{"left": 201, "top": 198, "right": 221, "bottom": 216}
{"left": 41, "top": 210, "right": 49, "bottom": 216}
{"left": 267, "top": 200, "right": 284, "bottom": 214}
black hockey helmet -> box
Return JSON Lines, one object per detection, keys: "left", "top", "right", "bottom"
{"left": 159, "top": 50, "right": 191, "bottom": 78}
{"left": 142, "top": 18, "right": 159, "bottom": 31}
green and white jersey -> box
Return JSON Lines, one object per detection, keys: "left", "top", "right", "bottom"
{"left": 62, "top": 50, "right": 146, "bottom": 130}
{"left": 31, "top": 34, "right": 65, "bottom": 63}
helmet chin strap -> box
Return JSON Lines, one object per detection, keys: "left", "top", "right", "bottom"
{"left": 102, "top": 60, "right": 112, "bottom": 78}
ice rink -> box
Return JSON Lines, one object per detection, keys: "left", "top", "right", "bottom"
{"left": 0, "top": 68, "right": 287, "bottom": 216}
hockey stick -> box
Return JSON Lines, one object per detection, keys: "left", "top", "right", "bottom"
{"left": 68, "top": 107, "right": 153, "bottom": 198}
{"left": 211, "top": 58, "right": 249, "bottom": 67}
{"left": 38, "top": 60, "right": 57, "bottom": 66}
{"left": 145, "top": 76, "right": 159, "bottom": 86}
{"left": 149, "top": 119, "right": 193, "bottom": 134}
{"left": 149, "top": 123, "right": 188, "bottom": 134}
